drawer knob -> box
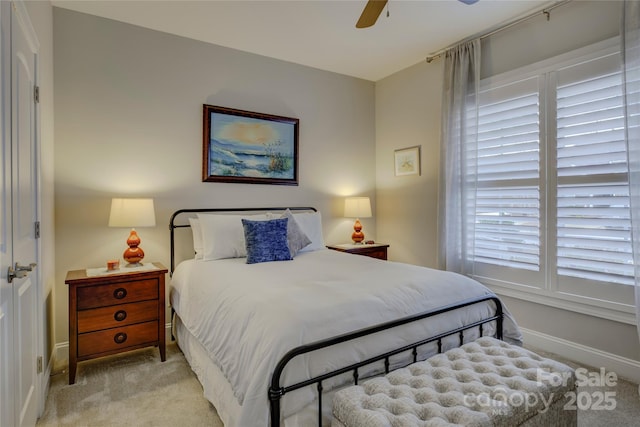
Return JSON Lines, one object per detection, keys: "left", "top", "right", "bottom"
{"left": 114, "top": 310, "right": 127, "bottom": 322}
{"left": 113, "top": 288, "right": 127, "bottom": 299}
{"left": 114, "top": 332, "right": 128, "bottom": 344}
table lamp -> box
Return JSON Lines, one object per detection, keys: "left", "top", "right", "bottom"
{"left": 108, "top": 198, "right": 156, "bottom": 267}
{"left": 344, "top": 197, "right": 372, "bottom": 244}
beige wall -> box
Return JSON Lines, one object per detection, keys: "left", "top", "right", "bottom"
{"left": 375, "top": 0, "right": 640, "bottom": 363}
{"left": 375, "top": 58, "right": 443, "bottom": 268}
{"left": 53, "top": 8, "right": 376, "bottom": 349}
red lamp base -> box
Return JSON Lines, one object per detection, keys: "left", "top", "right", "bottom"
{"left": 351, "top": 219, "right": 365, "bottom": 244}
{"left": 123, "top": 229, "right": 145, "bottom": 267}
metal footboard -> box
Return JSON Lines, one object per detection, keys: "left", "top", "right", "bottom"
{"left": 268, "top": 295, "right": 504, "bottom": 426}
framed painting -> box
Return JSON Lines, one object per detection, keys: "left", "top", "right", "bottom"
{"left": 394, "top": 145, "right": 421, "bottom": 176}
{"left": 202, "top": 105, "right": 299, "bottom": 185}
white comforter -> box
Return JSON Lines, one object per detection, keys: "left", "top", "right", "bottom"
{"left": 170, "top": 249, "right": 522, "bottom": 427}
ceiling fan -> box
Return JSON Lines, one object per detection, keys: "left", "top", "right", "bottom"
{"left": 356, "top": 0, "right": 480, "bottom": 29}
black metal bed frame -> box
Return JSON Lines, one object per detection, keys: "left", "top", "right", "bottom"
{"left": 168, "top": 207, "right": 505, "bottom": 427}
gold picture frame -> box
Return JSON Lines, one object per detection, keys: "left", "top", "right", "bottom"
{"left": 394, "top": 146, "right": 421, "bottom": 176}
{"left": 203, "top": 104, "right": 299, "bottom": 185}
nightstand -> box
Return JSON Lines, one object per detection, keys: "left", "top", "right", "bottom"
{"left": 65, "top": 262, "right": 168, "bottom": 384}
{"left": 327, "top": 243, "right": 389, "bottom": 260}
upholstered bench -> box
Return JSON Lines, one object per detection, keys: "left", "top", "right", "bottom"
{"left": 332, "top": 337, "right": 576, "bottom": 427}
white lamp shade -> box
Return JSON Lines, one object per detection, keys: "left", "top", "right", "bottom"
{"left": 108, "top": 198, "right": 156, "bottom": 227}
{"left": 344, "top": 197, "right": 372, "bottom": 218}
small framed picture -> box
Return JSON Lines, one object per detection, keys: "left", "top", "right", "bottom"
{"left": 394, "top": 146, "right": 421, "bottom": 176}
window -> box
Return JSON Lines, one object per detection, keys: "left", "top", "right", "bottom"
{"left": 472, "top": 39, "right": 635, "bottom": 320}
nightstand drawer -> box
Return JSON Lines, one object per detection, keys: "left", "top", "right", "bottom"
{"left": 77, "top": 278, "right": 159, "bottom": 309}
{"left": 77, "top": 321, "right": 159, "bottom": 357}
{"left": 327, "top": 244, "right": 389, "bottom": 260}
{"left": 77, "top": 300, "right": 159, "bottom": 333}
{"left": 363, "top": 249, "right": 387, "bottom": 260}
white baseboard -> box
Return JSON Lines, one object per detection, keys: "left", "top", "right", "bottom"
{"left": 521, "top": 327, "right": 640, "bottom": 385}
{"left": 38, "top": 351, "right": 53, "bottom": 417}
{"left": 54, "top": 341, "right": 69, "bottom": 371}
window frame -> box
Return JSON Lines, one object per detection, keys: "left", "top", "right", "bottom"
{"left": 472, "top": 37, "right": 636, "bottom": 325}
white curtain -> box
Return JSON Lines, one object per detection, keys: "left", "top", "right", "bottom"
{"left": 622, "top": 0, "right": 640, "bottom": 341}
{"left": 438, "top": 39, "right": 480, "bottom": 275}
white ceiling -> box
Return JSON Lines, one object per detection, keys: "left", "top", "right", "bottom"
{"left": 52, "top": 0, "right": 553, "bottom": 81}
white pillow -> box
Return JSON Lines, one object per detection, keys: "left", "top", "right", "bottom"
{"left": 188, "top": 218, "right": 204, "bottom": 260}
{"left": 197, "top": 213, "right": 268, "bottom": 260}
{"left": 293, "top": 212, "right": 325, "bottom": 252}
{"left": 280, "top": 209, "right": 311, "bottom": 257}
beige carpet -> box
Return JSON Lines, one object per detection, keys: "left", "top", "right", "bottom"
{"left": 38, "top": 342, "right": 640, "bottom": 426}
{"left": 523, "top": 344, "right": 640, "bottom": 427}
{"left": 37, "top": 343, "right": 222, "bottom": 427}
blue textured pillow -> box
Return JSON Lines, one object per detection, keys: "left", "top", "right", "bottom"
{"left": 242, "top": 218, "right": 292, "bottom": 264}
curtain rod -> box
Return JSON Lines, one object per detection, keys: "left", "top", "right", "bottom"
{"left": 425, "top": 0, "right": 572, "bottom": 63}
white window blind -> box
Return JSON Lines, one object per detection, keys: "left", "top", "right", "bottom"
{"left": 475, "top": 80, "right": 541, "bottom": 272}
{"left": 475, "top": 186, "right": 540, "bottom": 270}
{"left": 556, "top": 69, "right": 634, "bottom": 286}
{"left": 557, "top": 72, "right": 627, "bottom": 176}
{"left": 557, "top": 183, "right": 633, "bottom": 285}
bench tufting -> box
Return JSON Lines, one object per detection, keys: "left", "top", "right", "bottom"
{"left": 332, "top": 337, "right": 577, "bottom": 427}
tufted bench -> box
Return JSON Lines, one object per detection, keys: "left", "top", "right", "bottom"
{"left": 332, "top": 337, "right": 576, "bottom": 427}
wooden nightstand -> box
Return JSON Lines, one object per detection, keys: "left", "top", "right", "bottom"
{"left": 65, "top": 262, "right": 168, "bottom": 384}
{"left": 327, "top": 243, "right": 389, "bottom": 260}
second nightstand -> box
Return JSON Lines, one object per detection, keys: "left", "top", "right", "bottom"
{"left": 327, "top": 243, "right": 389, "bottom": 260}
{"left": 65, "top": 262, "right": 168, "bottom": 384}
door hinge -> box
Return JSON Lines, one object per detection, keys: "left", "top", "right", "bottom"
{"left": 34, "top": 221, "right": 40, "bottom": 239}
{"left": 34, "top": 86, "right": 40, "bottom": 104}
{"left": 37, "top": 356, "right": 43, "bottom": 374}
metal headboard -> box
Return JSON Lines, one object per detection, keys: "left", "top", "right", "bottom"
{"left": 168, "top": 207, "right": 317, "bottom": 274}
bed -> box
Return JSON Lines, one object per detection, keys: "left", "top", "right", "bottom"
{"left": 168, "top": 207, "right": 522, "bottom": 427}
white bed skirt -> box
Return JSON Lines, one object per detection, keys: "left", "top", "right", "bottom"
{"left": 174, "top": 314, "right": 241, "bottom": 424}
{"left": 174, "top": 314, "right": 336, "bottom": 427}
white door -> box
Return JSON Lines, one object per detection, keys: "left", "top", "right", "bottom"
{"left": 11, "top": 1, "right": 39, "bottom": 425}
{"left": 0, "top": 1, "right": 40, "bottom": 426}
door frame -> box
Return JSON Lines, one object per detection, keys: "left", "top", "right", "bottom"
{"left": 0, "top": 0, "right": 15, "bottom": 425}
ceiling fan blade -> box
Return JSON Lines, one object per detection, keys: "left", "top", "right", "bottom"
{"left": 356, "top": 0, "right": 388, "bottom": 29}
